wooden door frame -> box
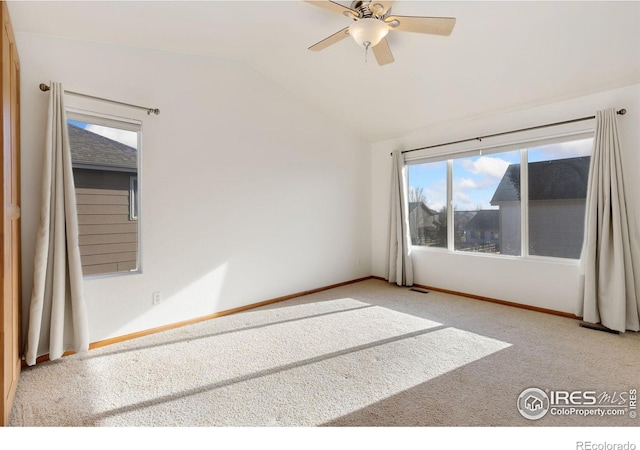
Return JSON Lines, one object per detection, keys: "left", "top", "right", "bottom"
{"left": 1, "top": 0, "right": 21, "bottom": 426}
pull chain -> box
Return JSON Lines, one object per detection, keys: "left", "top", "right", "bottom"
{"left": 364, "top": 41, "right": 371, "bottom": 63}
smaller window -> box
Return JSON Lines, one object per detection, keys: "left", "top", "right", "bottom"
{"left": 67, "top": 111, "right": 141, "bottom": 276}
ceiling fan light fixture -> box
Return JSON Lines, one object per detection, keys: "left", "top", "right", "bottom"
{"left": 348, "top": 18, "right": 389, "bottom": 48}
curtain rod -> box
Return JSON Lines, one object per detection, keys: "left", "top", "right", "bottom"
{"left": 396, "top": 108, "right": 627, "bottom": 156}
{"left": 39, "top": 83, "right": 160, "bottom": 116}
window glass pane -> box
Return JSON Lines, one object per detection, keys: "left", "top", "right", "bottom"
{"left": 67, "top": 119, "right": 140, "bottom": 276}
{"left": 407, "top": 161, "right": 447, "bottom": 248}
{"left": 452, "top": 150, "right": 521, "bottom": 255}
{"left": 527, "top": 138, "right": 592, "bottom": 258}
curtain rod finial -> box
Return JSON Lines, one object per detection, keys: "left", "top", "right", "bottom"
{"left": 39, "top": 83, "right": 50, "bottom": 92}
{"left": 617, "top": 108, "right": 626, "bottom": 115}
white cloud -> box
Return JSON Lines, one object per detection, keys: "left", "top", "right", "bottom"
{"left": 462, "top": 156, "right": 511, "bottom": 179}
{"left": 429, "top": 201, "right": 445, "bottom": 212}
{"left": 532, "top": 138, "right": 592, "bottom": 160}
{"left": 458, "top": 177, "right": 479, "bottom": 190}
{"left": 454, "top": 192, "right": 471, "bottom": 206}
{"left": 409, "top": 186, "right": 446, "bottom": 212}
{"left": 426, "top": 184, "right": 446, "bottom": 198}
{"left": 85, "top": 124, "right": 138, "bottom": 149}
{"left": 455, "top": 175, "right": 499, "bottom": 193}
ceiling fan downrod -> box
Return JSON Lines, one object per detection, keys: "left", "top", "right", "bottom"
{"left": 354, "top": 2, "right": 373, "bottom": 18}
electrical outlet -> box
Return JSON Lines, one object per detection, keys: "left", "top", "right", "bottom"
{"left": 152, "top": 291, "right": 162, "bottom": 305}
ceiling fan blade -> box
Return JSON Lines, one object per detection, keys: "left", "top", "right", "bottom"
{"left": 304, "top": 1, "right": 359, "bottom": 18}
{"left": 308, "top": 27, "right": 350, "bottom": 51}
{"left": 386, "top": 15, "right": 456, "bottom": 36}
{"left": 372, "top": 37, "right": 394, "bottom": 65}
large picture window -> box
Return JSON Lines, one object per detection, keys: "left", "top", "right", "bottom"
{"left": 67, "top": 110, "right": 141, "bottom": 276}
{"left": 408, "top": 135, "right": 593, "bottom": 260}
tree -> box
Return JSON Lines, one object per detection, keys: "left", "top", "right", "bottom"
{"left": 436, "top": 205, "right": 448, "bottom": 247}
{"left": 409, "top": 186, "right": 427, "bottom": 204}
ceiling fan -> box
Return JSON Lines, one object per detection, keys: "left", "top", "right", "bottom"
{"left": 306, "top": 0, "right": 456, "bottom": 65}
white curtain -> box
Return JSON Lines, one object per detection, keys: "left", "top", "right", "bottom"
{"left": 387, "top": 150, "right": 413, "bottom": 286}
{"left": 25, "top": 83, "right": 89, "bottom": 366}
{"left": 578, "top": 108, "right": 639, "bottom": 333}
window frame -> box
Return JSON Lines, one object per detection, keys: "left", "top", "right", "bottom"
{"left": 66, "top": 107, "right": 143, "bottom": 278}
{"left": 129, "top": 175, "right": 138, "bottom": 221}
{"left": 406, "top": 128, "right": 595, "bottom": 263}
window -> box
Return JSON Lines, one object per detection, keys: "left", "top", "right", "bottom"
{"left": 408, "top": 134, "right": 593, "bottom": 260}
{"left": 452, "top": 150, "right": 521, "bottom": 255}
{"left": 67, "top": 111, "right": 141, "bottom": 276}
{"left": 407, "top": 160, "right": 447, "bottom": 248}
{"left": 527, "top": 139, "right": 592, "bottom": 258}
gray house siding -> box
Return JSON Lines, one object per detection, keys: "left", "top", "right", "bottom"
{"left": 529, "top": 200, "right": 585, "bottom": 258}
{"left": 74, "top": 169, "right": 138, "bottom": 275}
{"left": 498, "top": 203, "right": 521, "bottom": 256}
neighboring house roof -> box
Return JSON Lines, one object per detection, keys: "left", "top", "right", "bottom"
{"left": 491, "top": 156, "right": 590, "bottom": 204}
{"left": 68, "top": 123, "right": 137, "bottom": 171}
{"left": 409, "top": 202, "right": 441, "bottom": 230}
{"left": 465, "top": 209, "right": 499, "bottom": 231}
{"left": 453, "top": 210, "right": 477, "bottom": 230}
{"left": 409, "top": 202, "right": 438, "bottom": 216}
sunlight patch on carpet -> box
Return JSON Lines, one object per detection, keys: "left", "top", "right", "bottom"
{"left": 11, "top": 298, "right": 511, "bottom": 426}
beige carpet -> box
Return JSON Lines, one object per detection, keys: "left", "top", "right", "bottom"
{"left": 9, "top": 279, "right": 640, "bottom": 427}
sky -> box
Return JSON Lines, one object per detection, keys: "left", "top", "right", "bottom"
{"left": 68, "top": 119, "right": 138, "bottom": 149}
{"left": 408, "top": 138, "right": 593, "bottom": 212}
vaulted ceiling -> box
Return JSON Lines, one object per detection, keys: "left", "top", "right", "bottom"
{"left": 7, "top": 1, "right": 640, "bottom": 142}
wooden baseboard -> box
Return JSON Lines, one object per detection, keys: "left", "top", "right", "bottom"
{"left": 412, "top": 283, "right": 581, "bottom": 320}
{"left": 26, "top": 276, "right": 375, "bottom": 366}
{"left": 26, "top": 275, "right": 581, "bottom": 366}
{"left": 368, "top": 275, "right": 580, "bottom": 318}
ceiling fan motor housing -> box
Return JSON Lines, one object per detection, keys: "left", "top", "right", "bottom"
{"left": 350, "top": 1, "right": 389, "bottom": 19}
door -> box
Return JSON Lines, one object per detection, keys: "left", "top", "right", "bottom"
{"left": 1, "top": 0, "right": 21, "bottom": 426}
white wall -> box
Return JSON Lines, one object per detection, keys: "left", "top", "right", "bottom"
{"left": 17, "top": 32, "right": 371, "bottom": 345}
{"left": 372, "top": 84, "right": 640, "bottom": 314}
